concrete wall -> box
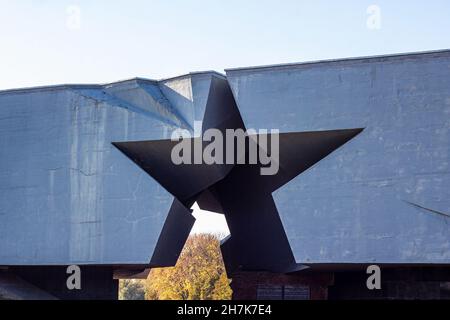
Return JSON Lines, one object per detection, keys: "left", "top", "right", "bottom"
{"left": 0, "top": 73, "right": 219, "bottom": 266}
{"left": 1, "top": 51, "right": 449, "bottom": 268}
{"left": 226, "top": 50, "right": 450, "bottom": 264}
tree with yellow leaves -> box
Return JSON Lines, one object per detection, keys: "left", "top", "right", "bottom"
{"left": 145, "top": 233, "right": 232, "bottom": 300}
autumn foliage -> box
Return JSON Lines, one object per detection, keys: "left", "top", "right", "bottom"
{"left": 119, "top": 234, "right": 232, "bottom": 300}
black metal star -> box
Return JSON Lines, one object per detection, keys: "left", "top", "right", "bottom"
{"left": 113, "top": 79, "right": 363, "bottom": 273}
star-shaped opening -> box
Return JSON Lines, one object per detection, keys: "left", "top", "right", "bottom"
{"left": 113, "top": 77, "right": 363, "bottom": 273}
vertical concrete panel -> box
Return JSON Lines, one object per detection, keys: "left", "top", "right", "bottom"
{"left": 227, "top": 52, "right": 450, "bottom": 264}
{"left": 0, "top": 87, "right": 177, "bottom": 265}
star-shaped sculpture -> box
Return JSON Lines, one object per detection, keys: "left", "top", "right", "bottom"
{"left": 113, "top": 78, "right": 363, "bottom": 274}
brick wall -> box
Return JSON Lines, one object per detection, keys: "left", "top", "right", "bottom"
{"left": 231, "top": 271, "right": 334, "bottom": 300}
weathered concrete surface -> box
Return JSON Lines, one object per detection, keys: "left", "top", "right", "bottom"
{"left": 1, "top": 50, "right": 449, "bottom": 272}
{"left": 226, "top": 50, "right": 450, "bottom": 264}
{"left": 0, "top": 73, "right": 221, "bottom": 266}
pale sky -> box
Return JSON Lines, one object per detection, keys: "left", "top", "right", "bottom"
{"left": 1, "top": 0, "right": 450, "bottom": 91}
{"left": 190, "top": 203, "right": 229, "bottom": 238}
{"left": 1, "top": 0, "right": 449, "bottom": 234}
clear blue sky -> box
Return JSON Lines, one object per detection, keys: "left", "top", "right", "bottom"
{"left": 1, "top": 0, "right": 449, "bottom": 234}
{"left": 1, "top": 0, "right": 450, "bottom": 90}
